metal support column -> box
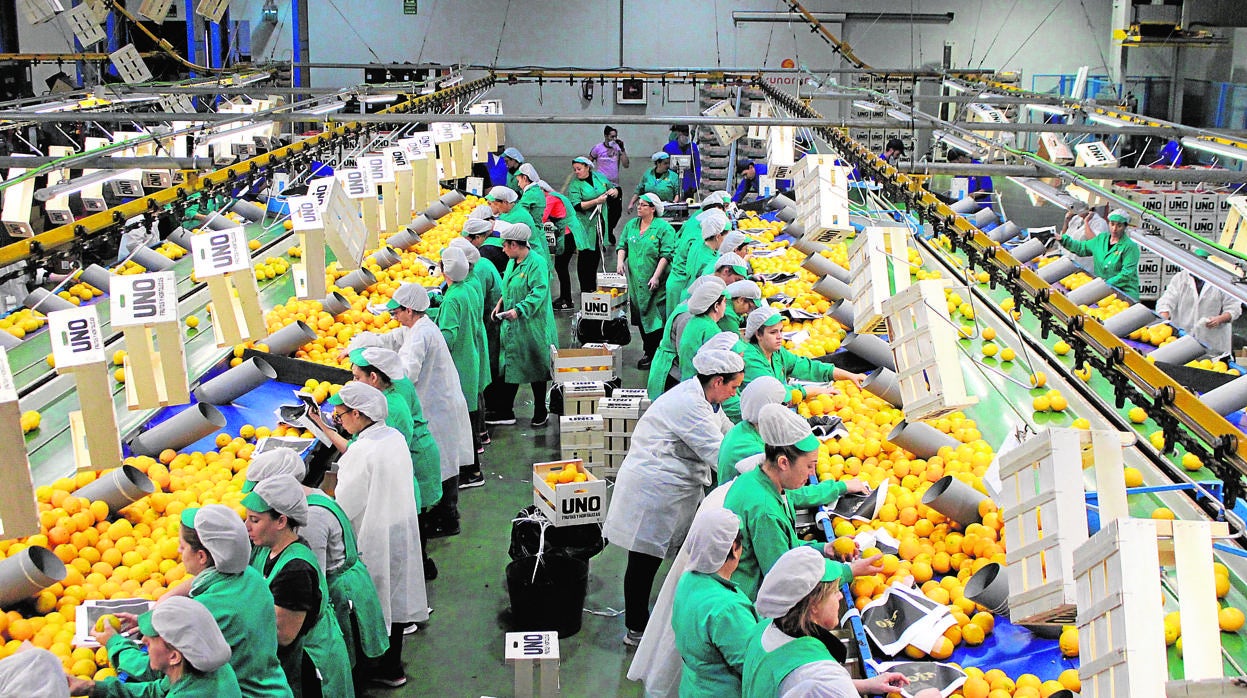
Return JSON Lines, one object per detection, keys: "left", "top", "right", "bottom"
{"left": 184, "top": 0, "right": 199, "bottom": 78}
{"left": 292, "top": 0, "right": 310, "bottom": 89}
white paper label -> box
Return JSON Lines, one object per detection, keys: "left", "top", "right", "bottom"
{"left": 307, "top": 176, "right": 336, "bottom": 209}
{"left": 110, "top": 271, "right": 178, "bottom": 327}
{"left": 359, "top": 154, "right": 393, "bottom": 184}
{"left": 398, "top": 138, "right": 424, "bottom": 158}
{"left": 287, "top": 195, "right": 324, "bottom": 231}
{"left": 190, "top": 227, "right": 251, "bottom": 277}
{"left": 49, "top": 304, "right": 106, "bottom": 368}
{"left": 336, "top": 168, "right": 372, "bottom": 200}
{"left": 457, "top": 122, "right": 474, "bottom": 135}
{"left": 0, "top": 347, "right": 15, "bottom": 403}
{"left": 432, "top": 122, "right": 458, "bottom": 143}
{"left": 386, "top": 147, "right": 412, "bottom": 171}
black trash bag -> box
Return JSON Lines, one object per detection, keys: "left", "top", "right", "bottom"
{"left": 509, "top": 505, "right": 605, "bottom": 562}
{"left": 572, "top": 313, "right": 632, "bottom": 346}
{"left": 505, "top": 554, "right": 590, "bottom": 638}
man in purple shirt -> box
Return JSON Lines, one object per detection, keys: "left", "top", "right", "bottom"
{"left": 589, "top": 125, "right": 630, "bottom": 244}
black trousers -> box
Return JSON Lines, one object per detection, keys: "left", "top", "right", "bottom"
{"left": 494, "top": 381, "right": 548, "bottom": 419}
{"left": 577, "top": 248, "right": 602, "bottom": 296}
{"left": 555, "top": 241, "right": 575, "bottom": 304}
{"left": 369, "top": 622, "right": 406, "bottom": 681}
{"left": 641, "top": 329, "right": 662, "bottom": 358}
{"left": 606, "top": 195, "right": 623, "bottom": 239}
{"left": 624, "top": 550, "right": 664, "bottom": 632}
{"left": 427, "top": 475, "right": 459, "bottom": 526}
{"left": 463, "top": 409, "right": 482, "bottom": 476}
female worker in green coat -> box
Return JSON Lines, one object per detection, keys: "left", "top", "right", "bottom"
{"left": 718, "top": 376, "right": 787, "bottom": 485}
{"left": 491, "top": 221, "right": 557, "bottom": 427}
{"left": 616, "top": 192, "right": 675, "bottom": 368}
{"left": 665, "top": 193, "right": 731, "bottom": 317}
{"left": 671, "top": 507, "right": 759, "bottom": 697}
{"left": 678, "top": 278, "right": 731, "bottom": 380}
{"left": 565, "top": 156, "right": 618, "bottom": 299}
{"left": 436, "top": 247, "right": 488, "bottom": 484}
{"left": 628, "top": 151, "right": 682, "bottom": 211}
{"left": 742, "top": 306, "right": 866, "bottom": 397}
{"left": 743, "top": 547, "right": 918, "bottom": 698}
{"left": 1058, "top": 207, "right": 1141, "bottom": 301}
{"left": 646, "top": 275, "right": 720, "bottom": 399}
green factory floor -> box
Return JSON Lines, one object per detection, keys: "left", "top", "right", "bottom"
{"left": 367, "top": 286, "right": 652, "bottom": 698}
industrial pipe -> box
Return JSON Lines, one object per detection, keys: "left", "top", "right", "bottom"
{"left": 1035, "top": 257, "right": 1080, "bottom": 285}
{"left": 811, "top": 275, "right": 852, "bottom": 302}
{"left": 841, "top": 332, "right": 896, "bottom": 371}
{"left": 1065, "top": 278, "right": 1115, "bottom": 306}
{"left": 791, "top": 237, "right": 826, "bottom": 257}
{"left": 862, "top": 367, "right": 902, "bottom": 407}
{"left": 78, "top": 265, "right": 112, "bottom": 293}
{"left": 1101, "top": 303, "right": 1158, "bottom": 337}
{"left": 1148, "top": 334, "right": 1208, "bottom": 365}
{"left": 74, "top": 465, "right": 155, "bottom": 516}
{"left": 887, "top": 420, "right": 960, "bottom": 459}
{"left": 166, "top": 226, "right": 194, "bottom": 249}
{"left": 193, "top": 357, "right": 278, "bottom": 404}
{"left": 950, "top": 197, "right": 979, "bottom": 215}
{"left": 369, "top": 246, "right": 401, "bottom": 270}
{"left": 129, "top": 246, "right": 176, "bottom": 272}
{"left": 802, "top": 253, "right": 841, "bottom": 280}
{"left": 1009, "top": 238, "right": 1048, "bottom": 265}
{"left": 386, "top": 228, "right": 422, "bottom": 251}
{"left": 129, "top": 403, "right": 227, "bottom": 457}
{"left": 229, "top": 200, "right": 266, "bottom": 223}
{"left": 257, "top": 321, "right": 316, "bottom": 356}
{"left": 439, "top": 191, "right": 466, "bottom": 208}
{"left": 423, "top": 202, "right": 452, "bottom": 220}
{"left": 319, "top": 292, "right": 350, "bottom": 316}
{"left": 987, "top": 221, "right": 1021, "bottom": 245}
{"left": 964, "top": 563, "right": 1010, "bottom": 614}
{"left": 0, "top": 331, "right": 20, "bottom": 349}
{"left": 922, "top": 475, "right": 989, "bottom": 527}
{"left": 23, "top": 287, "right": 75, "bottom": 314}
{"left": 829, "top": 299, "right": 854, "bottom": 328}
{"left": 1197, "top": 374, "right": 1247, "bottom": 416}
{"left": 776, "top": 207, "right": 799, "bottom": 224}
{"left": 0, "top": 547, "right": 67, "bottom": 609}
{"left": 971, "top": 208, "right": 998, "bottom": 229}
{"left": 337, "top": 267, "right": 377, "bottom": 293}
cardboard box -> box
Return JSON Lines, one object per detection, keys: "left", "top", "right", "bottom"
{"left": 1163, "top": 191, "right": 1193, "bottom": 220}
{"left": 579, "top": 290, "right": 627, "bottom": 321}
{"left": 1189, "top": 214, "right": 1219, "bottom": 237}
{"left": 1191, "top": 192, "right": 1219, "bottom": 218}
{"left": 1126, "top": 188, "right": 1165, "bottom": 216}
{"left": 533, "top": 459, "right": 608, "bottom": 525}
{"left": 561, "top": 381, "right": 605, "bottom": 416}
{"left": 551, "top": 346, "right": 617, "bottom": 383}
{"left": 559, "top": 414, "right": 604, "bottom": 447}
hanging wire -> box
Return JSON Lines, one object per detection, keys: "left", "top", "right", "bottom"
{"left": 974, "top": 0, "right": 1022, "bottom": 70}
{"left": 494, "top": 0, "right": 513, "bottom": 66}
{"left": 997, "top": 1, "right": 1068, "bottom": 71}
{"left": 323, "top": 0, "right": 383, "bottom": 62}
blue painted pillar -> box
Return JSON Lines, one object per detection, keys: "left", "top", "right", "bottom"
{"left": 292, "top": 0, "right": 309, "bottom": 88}
{"left": 185, "top": 0, "right": 198, "bottom": 77}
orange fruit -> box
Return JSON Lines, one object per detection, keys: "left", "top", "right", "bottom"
{"left": 1059, "top": 668, "right": 1082, "bottom": 692}
{"left": 8, "top": 619, "right": 33, "bottom": 641}
{"left": 962, "top": 676, "right": 991, "bottom": 698}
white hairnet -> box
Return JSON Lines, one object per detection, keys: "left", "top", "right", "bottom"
{"left": 746, "top": 306, "right": 783, "bottom": 339}
{"left": 499, "top": 221, "right": 532, "bottom": 242}
{"left": 701, "top": 331, "right": 742, "bottom": 354}
{"left": 639, "top": 192, "right": 665, "bottom": 217}
{"left": 741, "top": 376, "right": 788, "bottom": 424}
{"left": 182, "top": 504, "right": 251, "bottom": 574}
{"left": 517, "top": 162, "right": 540, "bottom": 181}
{"left": 502, "top": 147, "right": 524, "bottom": 163}
{"left": 716, "top": 252, "right": 748, "bottom": 274}
{"left": 245, "top": 473, "right": 309, "bottom": 526}
{"left": 141, "top": 596, "right": 233, "bottom": 672}
{"left": 335, "top": 380, "right": 389, "bottom": 422}
{"left": 1107, "top": 208, "right": 1132, "bottom": 224}
{"left": 442, "top": 246, "right": 470, "bottom": 282}
{"left": 0, "top": 648, "right": 69, "bottom": 698}
{"left": 693, "top": 347, "right": 745, "bottom": 375}
{"left": 346, "top": 332, "right": 383, "bottom": 351}
{"left": 359, "top": 347, "right": 404, "bottom": 382}
{"left": 468, "top": 204, "right": 495, "bottom": 220}
{"left": 755, "top": 546, "right": 838, "bottom": 619}
{"left": 391, "top": 283, "right": 430, "bottom": 312}
{"left": 244, "top": 448, "right": 307, "bottom": 489}
{"left": 757, "top": 403, "right": 817, "bottom": 450}
{"left": 700, "top": 209, "right": 729, "bottom": 238}
{"left": 462, "top": 218, "right": 494, "bottom": 236}
{"left": 449, "top": 236, "right": 481, "bottom": 264}
{"left": 726, "top": 280, "right": 761, "bottom": 300}
{"left": 486, "top": 186, "right": 518, "bottom": 203}
{"left": 721, "top": 230, "right": 747, "bottom": 255}
{"left": 701, "top": 191, "right": 731, "bottom": 208}
{"left": 688, "top": 275, "right": 727, "bottom": 315}
{"left": 685, "top": 507, "right": 741, "bottom": 574}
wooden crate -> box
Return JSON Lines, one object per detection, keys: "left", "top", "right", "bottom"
{"left": 0, "top": 349, "right": 39, "bottom": 538}
{"left": 1074, "top": 517, "right": 1226, "bottom": 698}
{"left": 561, "top": 381, "right": 606, "bottom": 416}
{"left": 533, "top": 459, "right": 608, "bottom": 526}
{"left": 849, "top": 225, "right": 911, "bottom": 334}
{"left": 551, "top": 345, "right": 616, "bottom": 384}
{"left": 882, "top": 280, "right": 976, "bottom": 420}
{"left": 612, "top": 388, "right": 651, "bottom": 412}
{"left": 559, "top": 414, "right": 604, "bottom": 448}
{"left": 997, "top": 428, "right": 1095, "bottom": 626}
{"left": 793, "top": 156, "right": 853, "bottom": 245}
{"left": 1217, "top": 195, "right": 1247, "bottom": 256}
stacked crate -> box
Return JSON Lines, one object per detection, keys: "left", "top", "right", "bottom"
{"left": 551, "top": 344, "right": 618, "bottom": 384}
{"left": 579, "top": 273, "right": 628, "bottom": 322}
{"left": 559, "top": 414, "right": 605, "bottom": 471}
{"left": 596, "top": 393, "right": 649, "bottom": 479}
{"left": 560, "top": 381, "right": 605, "bottom": 416}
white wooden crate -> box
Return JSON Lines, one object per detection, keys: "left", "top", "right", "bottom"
{"left": 561, "top": 381, "right": 605, "bottom": 416}
{"left": 882, "top": 280, "right": 976, "bottom": 420}
{"left": 849, "top": 226, "right": 911, "bottom": 334}
{"left": 551, "top": 345, "right": 616, "bottom": 384}
{"left": 997, "top": 428, "right": 1097, "bottom": 625}
{"left": 1218, "top": 195, "right": 1247, "bottom": 256}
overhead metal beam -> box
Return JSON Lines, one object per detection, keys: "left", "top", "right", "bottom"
{"left": 731, "top": 10, "right": 954, "bottom": 23}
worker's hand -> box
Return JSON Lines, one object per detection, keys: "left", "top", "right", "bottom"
{"left": 849, "top": 554, "right": 885, "bottom": 577}
{"left": 971, "top": 190, "right": 991, "bottom": 200}
{"left": 616, "top": 261, "right": 627, "bottom": 276}
{"left": 90, "top": 623, "right": 117, "bottom": 647}
{"left": 844, "top": 479, "right": 870, "bottom": 495}
{"left": 1207, "top": 314, "right": 1230, "bottom": 328}
{"left": 856, "top": 672, "right": 910, "bottom": 694}
{"left": 823, "top": 540, "right": 857, "bottom": 562}
{"left": 803, "top": 384, "right": 838, "bottom": 398}
{"left": 1159, "top": 311, "right": 1170, "bottom": 320}
{"left": 498, "top": 309, "right": 519, "bottom": 322}
{"left": 842, "top": 372, "right": 867, "bottom": 388}
{"left": 647, "top": 275, "right": 661, "bottom": 291}
{"left": 66, "top": 676, "right": 94, "bottom": 696}
{"left": 607, "top": 188, "right": 620, "bottom": 199}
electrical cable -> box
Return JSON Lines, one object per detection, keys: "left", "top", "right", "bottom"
{"left": 323, "top": 0, "right": 383, "bottom": 63}
{"left": 105, "top": 0, "right": 224, "bottom": 74}
{"left": 996, "top": 0, "right": 1068, "bottom": 73}
{"left": 494, "top": 0, "right": 513, "bottom": 67}
{"left": 974, "top": 0, "right": 1021, "bottom": 70}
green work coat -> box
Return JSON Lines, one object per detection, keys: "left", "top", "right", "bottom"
{"left": 547, "top": 191, "right": 584, "bottom": 257}
{"left": 253, "top": 542, "right": 354, "bottom": 698}
{"left": 618, "top": 216, "right": 676, "bottom": 333}
{"left": 506, "top": 170, "right": 521, "bottom": 194}
{"left": 1060, "top": 231, "right": 1141, "bottom": 300}
{"left": 468, "top": 258, "right": 502, "bottom": 390}
{"left": 499, "top": 251, "right": 557, "bottom": 384}
{"left": 672, "top": 571, "right": 760, "bottom": 698}
{"left": 647, "top": 301, "right": 689, "bottom": 400}
{"left": 391, "top": 377, "right": 442, "bottom": 509}
{"left": 379, "top": 385, "right": 420, "bottom": 510}
{"left": 718, "top": 420, "right": 765, "bottom": 486}
{"left": 742, "top": 342, "right": 837, "bottom": 397}
{"left": 501, "top": 205, "right": 551, "bottom": 270}
{"left": 723, "top": 467, "right": 851, "bottom": 601}
{"left": 635, "top": 166, "right": 682, "bottom": 202}
{"left": 678, "top": 313, "right": 726, "bottom": 380}
{"left": 719, "top": 305, "right": 744, "bottom": 334}
{"left": 518, "top": 184, "right": 546, "bottom": 234}
{"left": 566, "top": 171, "right": 613, "bottom": 251}
{"left": 436, "top": 280, "right": 486, "bottom": 411}
{"left": 105, "top": 567, "right": 292, "bottom": 698}
{"left": 665, "top": 217, "right": 705, "bottom": 317}
{"left": 742, "top": 625, "right": 835, "bottom": 698}
{"left": 92, "top": 666, "right": 242, "bottom": 698}
{"left": 684, "top": 240, "right": 721, "bottom": 287}
{"left": 306, "top": 492, "right": 390, "bottom": 664}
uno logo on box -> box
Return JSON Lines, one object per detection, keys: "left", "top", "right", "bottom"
{"left": 190, "top": 227, "right": 250, "bottom": 277}
{"left": 338, "top": 169, "right": 371, "bottom": 199}
{"left": 48, "top": 305, "right": 106, "bottom": 368}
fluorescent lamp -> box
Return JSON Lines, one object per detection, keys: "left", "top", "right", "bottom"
{"left": 1026, "top": 103, "right": 1071, "bottom": 117}
{"left": 29, "top": 99, "right": 83, "bottom": 114}
{"left": 1007, "top": 176, "right": 1079, "bottom": 209}
{"left": 885, "top": 109, "right": 914, "bottom": 123}
{"left": 1180, "top": 136, "right": 1247, "bottom": 163}
{"left": 34, "top": 168, "right": 142, "bottom": 201}
{"left": 198, "top": 121, "right": 274, "bottom": 146}
{"left": 362, "top": 94, "right": 398, "bottom": 104}
{"left": 852, "top": 100, "right": 882, "bottom": 113}
{"left": 305, "top": 102, "right": 345, "bottom": 116}
{"left": 942, "top": 79, "right": 969, "bottom": 94}
{"left": 934, "top": 130, "right": 985, "bottom": 159}
{"left": 1087, "top": 112, "right": 1133, "bottom": 128}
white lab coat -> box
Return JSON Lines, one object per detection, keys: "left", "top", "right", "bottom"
{"left": 117, "top": 219, "right": 160, "bottom": 263}
{"left": 334, "top": 422, "right": 429, "bottom": 626}
{"left": 1155, "top": 271, "right": 1243, "bottom": 357}
{"left": 0, "top": 648, "right": 70, "bottom": 698}
{"left": 603, "top": 378, "right": 733, "bottom": 559}
{"left": 627, "top": 482, "right": 734, "bottom": 698}
{"left": 364, "top": 317, "right": 474, "bottom": 478}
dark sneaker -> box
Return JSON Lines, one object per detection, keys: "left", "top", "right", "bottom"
{"left": 479, "top": 431, "right": 492, "bottom": 445}
{"left": 425, "top": 521, "right": 460, "bottom": 539}
{"left": 554, "top": 299, "right": 574, "bottom": 310}
{"left": 485, "top": 413, "right": 516, "bottom": 425}
{"left": 423, "top": 558, "right": 438, "bottom": 581}
{"left": 638, "top": 355, "right": 653, "bottom": 369}
{"left": 458, "top": 471, "right": 485, "bottom": 489}
{"left": 531, "top": 413, "right": 550, "bottom": 428}
{"left": 370, "top": 674, "right": 408, "bottom": 688}
{"left": 623, "top": 629, "right": 644, "bottom": 647}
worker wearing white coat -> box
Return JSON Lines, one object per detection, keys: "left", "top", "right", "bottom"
{"left": 330, "top": 382, "right": 427, "bottom": 686}
{"left": 1156, "top": 249, "right": 1242, "bottom": 357}
{"left": 604, "top": 342, "right": 743, "bottom": 645}
{"left": 359, "top": 282, "right": 474, "bottom": 538}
